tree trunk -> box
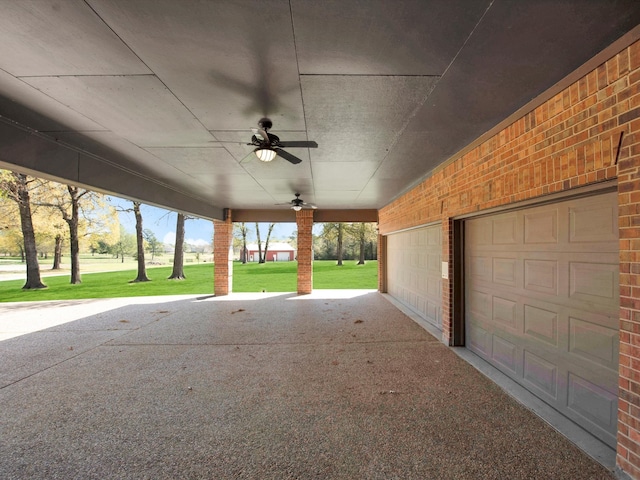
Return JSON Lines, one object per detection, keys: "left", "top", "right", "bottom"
{"left": 255, "top": 222, "right": 263, "bottom": 263}
{"left": 14, "top": 173, "right": 46, "bottom": 289}
{"left": 357, "top": 223, "right": 366, "bottom": 265}
{"left": 52, "top": 234, "right": 63, "bottom": 269}
{"left": 168, "top": 213, "right": 186, "bottom": 279}
{"left": 130, "top": 202, "right": 150, "bottom": 282}
{"left": 66, "top": 186, "right": 82, "bottom": 284}
{"left": 263, "top": 223, "right": 275, "bottom": 262}
{"left": 241, "top": 222, "right": 247, "bottom": 264}
{"left": 336, "top": 223, "right": 344, "bottom": 266}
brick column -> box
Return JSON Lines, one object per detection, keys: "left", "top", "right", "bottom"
{"left": 213, "top": 211, "right": 233, "bottom": 296}
{"left": 617, "top": 122, "right": 640, "bottom": 478}
{"left": 296, "top": 209, "right": 314, "bottom": 294}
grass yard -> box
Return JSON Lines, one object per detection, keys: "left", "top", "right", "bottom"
{"left": 0, "top": 264, "right": 216, "bottom": 302}
{"left": 0, "top": 260, "right": 377, "bottom": 302}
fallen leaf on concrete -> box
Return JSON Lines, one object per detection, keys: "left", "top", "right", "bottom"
{"left": 119, "top": 319, "right": 130, "bottom": 323}
{"left": 354, "top": 319, "right": 364, "bottom": 324}
{"left": 231, "top": 308, "right": 246, "bottom": 314}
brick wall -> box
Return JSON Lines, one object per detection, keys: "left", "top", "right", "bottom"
{"left": 213, "top": 212, "right": 233, "bottom": 296}
{"left": 378, "top": 41, "right": 640, "bottom": 478}
{"left": 296, "top": 209, "right": 314, "bottom": 294}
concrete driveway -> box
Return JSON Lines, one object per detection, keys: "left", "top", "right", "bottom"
{"left": 0, "top": 291, "right": 615, "bottom": 479}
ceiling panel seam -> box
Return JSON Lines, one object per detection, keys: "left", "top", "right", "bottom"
{"left": 358, "top": 0, "right": 495, "bottom": 204}
{"left": 83, "top": 0, "right": 214, "bottom": 141}
{"left": 15, "top": 74, "right": 157, "bottom": 79}
{"left": 289, "top": 0, "right": 315, "bottom": 200}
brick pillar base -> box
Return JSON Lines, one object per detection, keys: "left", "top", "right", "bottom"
{"left": 213, "top": 211, "right": 233, "bottom": 296}
{"left": 296, "top": 209, "right": 314, "bottom": 294}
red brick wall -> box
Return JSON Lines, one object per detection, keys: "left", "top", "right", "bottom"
{"left": 379, "top": 41, "right": 640, "bottom": 478}
{"left": 296, "top": 209, "right": 314, "bottom": 294}
{"left": 213, "top": 213, "right": 233, "bottom": 296}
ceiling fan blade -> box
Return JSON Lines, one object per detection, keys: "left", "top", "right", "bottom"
{"left": 303, "top": 203, "right": 317, "bottom": 209}
{"left": 278, "top": 141, "right": 318, "bottom": 148}
{"left": 275, "top": 148, "right": 302, "bottom": 164}
{"left": 257, "top": 128, "right": 270, "bottom": 143}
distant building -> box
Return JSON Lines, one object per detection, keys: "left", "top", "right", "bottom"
{"left": 245, "top": 242, "right": 295, "bottom": 262}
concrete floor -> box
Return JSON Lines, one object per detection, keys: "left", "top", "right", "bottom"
{"left": 0, "top": 291, "right": 617, "bottom": 479}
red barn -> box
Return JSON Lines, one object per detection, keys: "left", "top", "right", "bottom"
{"left": 245, "top": 243, "right": 295, "bottom": 262}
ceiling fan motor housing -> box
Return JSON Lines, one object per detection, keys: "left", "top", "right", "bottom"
{"left": 258, "top": 117, "right": 273, "bottom": 130}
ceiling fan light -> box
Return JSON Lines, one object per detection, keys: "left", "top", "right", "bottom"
{"left": 292, "top": 205, "right": 302, "bottom": 211}
{"left": 255, "top": 148, "right": 277, "bottom": 162}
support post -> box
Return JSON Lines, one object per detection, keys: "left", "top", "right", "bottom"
{"left": 213, "top": 210, "right": 233, "bottom": 296}
{"left": 296, "top": 209, "right": 314, "bottom": 294}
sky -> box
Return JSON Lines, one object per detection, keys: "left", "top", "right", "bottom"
{"left": 109, "top": 196, "right": 298, "bottom": 246}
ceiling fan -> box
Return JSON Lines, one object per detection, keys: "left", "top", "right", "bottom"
{"left": 277, "top": 193, "right": 317, "bottom": 211}
{"left": 248, "top": 118, "right": 318, "bottom": 164}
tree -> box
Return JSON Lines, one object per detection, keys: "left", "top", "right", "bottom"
{"left": 51, "top": 232, "right": 63, "bottom": 270}
{"left": 38, "top": 183, "right": 114, "bottom": 284}
{"left": 112, "top": 226, "right": 136, "bottom": 262}
{"left": 253, "top": 223, "right": 276, "bottom": 263}
{"left": 255, "top": 222, "right": 263, "bottom": 263}
{"left": 130, "top": 202, "right": 150, "bottom": 283}
{"left": 345, "top": 223, "right": 377, "bottom": 265}
{"left": 336, "top": 223, "right": 344, "bottom": 266}
{"left": 143, "top": 228, "right": 161, "bottom": 260}
{"left": 262, "top": 223, "right": 275, "bottom": 262}
{"left": 0, "top": 172, "right": 46, "bottom": 289}
{"left": 168, "top": 212, "right": 186, "bottom": 279}
{"left": 234, "top": 222, "right": 250, "bottom": 263}
{"left": 320, "top": 223, "right": 345, "bottom": 265}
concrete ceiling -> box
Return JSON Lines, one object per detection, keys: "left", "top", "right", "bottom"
{"left": 0, "top": 1, "right": 639, "bottom": 220}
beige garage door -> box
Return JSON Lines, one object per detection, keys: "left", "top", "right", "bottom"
{"left": 387, "top": 224, "right": 442, "bottom": 330}
{"left": 465, "top": 192, "right": 619, "bottom": 448}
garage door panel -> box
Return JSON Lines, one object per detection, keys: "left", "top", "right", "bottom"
{"left": 493, "top": 257, "right": 519, "bottom": 286}
{"left": 569, "top": 262, "right": 619, "bottom": 309}
{"left": 492, "top": 296, "right": 519, "bottom": 330}
{"left": 492, "top": 334, "right": 518, "bottom": 374}
{"left": 567, "top": 373, "right": 617, "bottom": 443}
{"left": 387, "top": 224, "right": 442, "bottom": 330}
{"left": 524, "top": 208, "right": 559, "bottom": 244}
{"left": 466, "top": 217, "right": 492, "bottom": 245}
{"left": 570, "top": 202, "right": 618, "bottom": 243}
{"left": 492, "top": 214, "right": 520, "bottom": 244}
{"left": 523, "top": 304, "right": 559, "bottom": 347}
{"left": 468, "top": 324, "right": 492, "bottom": 357}
{"left": 465, "top": 191, "right": 619, "bottom": 448}
{"left": 469, "top": 290, "right": 492, "bottom": 322}
{"left": 569, "top": 317, "right": 618, "bottom": 370}
{"left": 523, "top": 350, "right": 559, "bottom": 400}
{"left": 524, "top": 259, "right": 559, "bottom": 295}
{"left": 469, "top": 255, "right": 492, "bottom": 280}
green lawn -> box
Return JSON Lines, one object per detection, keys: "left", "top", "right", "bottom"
{"left": 0, "top": 260, "right": 377, "bottom": 302}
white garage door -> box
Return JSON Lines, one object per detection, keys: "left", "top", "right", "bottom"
{"left": 276, "top": 252, "right": 290, "bottom": 261}
{"left": 465, "top": 192, "right": 619, "bottom": 448}
{"left": 387, "top": 224, "right": 442, "bottom": 330}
